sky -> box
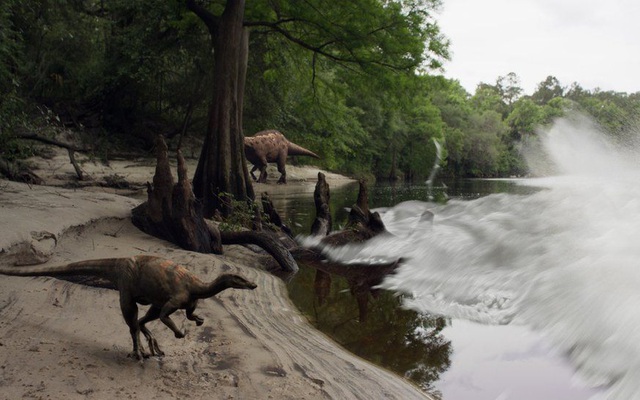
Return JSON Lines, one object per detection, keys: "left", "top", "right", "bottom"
{"left": 436, "top": 0, "right": 640, "bottom": 95}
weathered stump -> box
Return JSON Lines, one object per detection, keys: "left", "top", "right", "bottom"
{"left": 132, "top": 136, "right": 222, "bottom": 254}
{"left": 310, "top": 172, "right": 332, "bottom": 236}
{"left": 319, "top": 179, "right": 386, "bottom": 247}
{"left": 261, "top": 192, "right": 292, "bottom": 237}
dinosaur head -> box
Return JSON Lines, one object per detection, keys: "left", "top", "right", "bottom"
{"left": 221, "top": 274, "right": 257, "bottom": 290}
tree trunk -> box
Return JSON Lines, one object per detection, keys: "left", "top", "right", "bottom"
{"left": 191, "top": 0, "right": 254, "bottom": 218}
{"left": 389, "top": 145, "right": 398, "bottom": 182}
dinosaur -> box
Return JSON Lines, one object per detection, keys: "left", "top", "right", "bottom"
{"left": 244, "top": 130, "right": 319, "bottom": 184}
{"left": 0, "top": 255, "right": 257, "bottom": 360}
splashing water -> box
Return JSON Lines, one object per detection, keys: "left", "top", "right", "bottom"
{"left": 312, "top": 113, "right": 640, "bottom": 399}
{"left": 426, "top": 138, "right": 443, "bottom": 201}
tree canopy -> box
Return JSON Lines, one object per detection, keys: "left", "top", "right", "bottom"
{"left": 3, "top": 0, "right": 640, "bottom": 187}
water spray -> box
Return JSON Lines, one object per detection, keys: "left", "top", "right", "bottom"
{"left": 426, "top": 138, "right": 443, "bottom": 201}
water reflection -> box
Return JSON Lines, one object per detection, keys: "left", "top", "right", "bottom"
{"left": 278, "top": 181, "right": 471, "bottom": 391}
{"left": 287, "top": 261, "right": 451, "bottom": 392}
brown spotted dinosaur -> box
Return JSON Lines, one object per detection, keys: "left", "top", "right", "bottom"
{"left": 0, "top": 255, "right": 256, "bottom": 360}
{"left": 244, "top": 130, "right": 319, "bottom": 184}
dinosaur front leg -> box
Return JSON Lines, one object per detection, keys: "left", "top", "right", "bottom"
{"left": 138, "top": 306, "right": 164, "bottom": 356}
{"left": 257, "top": 157, "right": 269, "bottom": 183}
{"left": 186, "top": 304, "right": 204, "bottom": 326}
{"left": 258, "top": 165, "right": 268, "bottom": 183}
{"left": 250, "top": 165, "right": 259, "bottom": 181}
{"left": 161, "top": 315, "right": 185, "bottom": 338}
{"left": 159, "top": 303, "right": 185, "bottom": 338}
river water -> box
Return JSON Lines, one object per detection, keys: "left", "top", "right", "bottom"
{"left": 279, "top": 113, "right": 640, "bottom": 399}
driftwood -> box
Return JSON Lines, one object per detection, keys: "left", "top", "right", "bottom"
{"left": 15, "top": 132, "right": 89, "bottom": 180}
{"left": 220, "top": 230, "right": 298, "bottom": 274}
{"left": 318, "top": 179, "right": 386, "bottom": 246}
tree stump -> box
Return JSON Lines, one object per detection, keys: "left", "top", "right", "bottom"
{"left": 261, "top": 192, "right": 292, "bottom": 237}
{"left": 310, "top": 172, "right": 332, "bottom": 236}
{"left": 132, "top": 136, "right": 222, "bottom": 254}
{"left": 131, "top": 135, "right": 299, "bottom": 274}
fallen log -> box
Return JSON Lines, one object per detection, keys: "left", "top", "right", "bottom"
{"left": 15, "top": 132, "right": 89, "bottom": 180}
{"left": 220, "top": 229, "right": 298, "bottom": 274}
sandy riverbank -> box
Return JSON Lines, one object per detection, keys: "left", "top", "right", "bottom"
{"left": 0, "top": 149, "right": 432, "bottom": 399}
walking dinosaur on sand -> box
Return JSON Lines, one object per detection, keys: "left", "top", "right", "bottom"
{"left": 244, "top": 130, "right": 320, "bottom": 184}
{"left": 0, "top": 255, "right": 257, "bottom": 360}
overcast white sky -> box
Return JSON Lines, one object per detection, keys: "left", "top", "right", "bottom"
{"left": 436, "top": 0, "right": 640, "bottom": 95}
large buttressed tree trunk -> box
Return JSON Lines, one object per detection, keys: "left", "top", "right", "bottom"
{"left": 184, "top": 0, "right": 449, "bottom": 217}
{"left": 188, "top": 0, "right": 254, "bottom": 218}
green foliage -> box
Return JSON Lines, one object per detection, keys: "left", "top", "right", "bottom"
{"left": 5, "top": 0, "right": 213, "bottom": 149}
{"left": 531, "top": 76, "right": 564, "bottom": 105}
{"left": 506, "top": 98, "right": 543, "bottom": 139}
{"left": 248, "top": 0, "right": 447, "bottom": 71}
{"left": 7, "top": 0, "right": 640, "bottom": 182}
{"left": 436, "top": 73, "right": 640, "bottom": 178}
{"left": 241, "top": 0, "right": 449, "bottom": 181}
{"left": 215, "top": 194, "right": 279, "bottom": 232}
{"left": 0, "top": 1, "right": 26, "bottom": 140}
{"left": 471, "top": 83, "right": 507, "bottom": 115}
{"left": 216, "top": 193, "right": 259, "bottom": 232}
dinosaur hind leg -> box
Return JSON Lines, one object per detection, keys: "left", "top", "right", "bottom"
{"left": 138, "top": 306, "right": 164, "bottom": 356}
{"left": 276, "top": 160, "right": 287, "bottom": 183}
{"left": 120, "top": 295, "right": 147, "bottom": 360}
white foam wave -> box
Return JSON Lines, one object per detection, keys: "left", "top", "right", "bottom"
{"left": 312, "top": 112, "right": 640, "bottom": 398}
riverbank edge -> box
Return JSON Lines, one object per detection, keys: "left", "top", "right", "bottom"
{"left": 0, "top": 150, "right": 433, "bottom": 399}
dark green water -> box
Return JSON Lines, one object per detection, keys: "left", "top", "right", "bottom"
{"left": 268, "top": 179, "right": 537, "bottom": 392}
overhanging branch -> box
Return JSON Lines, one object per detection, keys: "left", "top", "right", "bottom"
{"left": 186, "top": 0, "right": 220, "bottom": 38}
{"left": 246, "top": 20, "right": 414, "bottom": 71}
{"left": 15, "top": 132, "right": 91, "bottom": 180}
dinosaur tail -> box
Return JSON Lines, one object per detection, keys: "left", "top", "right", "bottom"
{"left": 287, "top": 142, "right": 320, "bottom": 158}
{"left": 0, "top": 258, "right": 123, "bottom": 280}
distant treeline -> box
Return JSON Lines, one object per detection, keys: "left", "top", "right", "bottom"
{"left": 2, "top": 1, "right": 639, "bottom": 181}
